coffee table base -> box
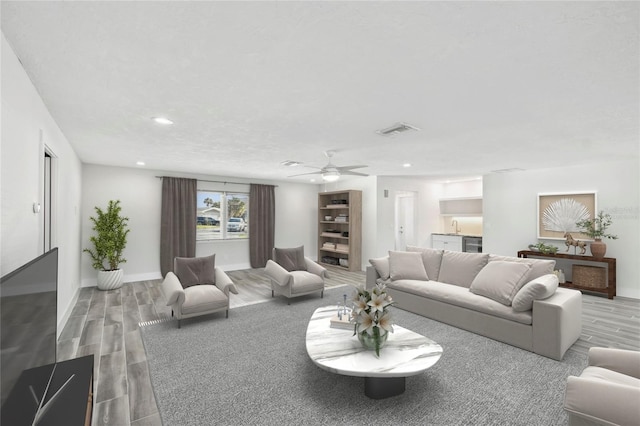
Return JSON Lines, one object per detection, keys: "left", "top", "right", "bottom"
{"left": 364, "top": 376, "right": 406, "bottom": 399}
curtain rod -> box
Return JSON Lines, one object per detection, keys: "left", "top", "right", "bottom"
{"left": 156, "top": 176, "right": 277, "bottom": 187}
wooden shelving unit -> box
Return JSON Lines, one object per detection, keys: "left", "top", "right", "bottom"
{"left": 318, "top": 190, "right": 362, "bottom": 271}
{"left": 517, "top": 250, "right": 616, "bottom": 299}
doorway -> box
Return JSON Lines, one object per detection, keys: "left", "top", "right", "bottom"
{"left": 394, "top": 191, "right": 417, "bottom": 251}
{"left": 41, "top": 143, "right": 57, "bottom": 253}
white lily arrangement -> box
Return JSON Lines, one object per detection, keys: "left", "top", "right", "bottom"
{"left": 351, "top": 283, "right": 394, "bottom": 356}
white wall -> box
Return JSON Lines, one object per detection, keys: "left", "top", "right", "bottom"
{"left": 80, "top": 164, "right": 318, "bottom": 285}
{"left": 1, "top": 34, "right": 84, "bottom": 335}
{"left": 483, "top": 160, "right": 640, "bottom": 299}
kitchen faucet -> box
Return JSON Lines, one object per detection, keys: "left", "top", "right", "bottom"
{"left": 451, "top": 220, "right": 461, "bottom": 235}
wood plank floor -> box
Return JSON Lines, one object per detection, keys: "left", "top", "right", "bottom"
{"left": 57, "top": 267, "right": 640, "bottom": 426}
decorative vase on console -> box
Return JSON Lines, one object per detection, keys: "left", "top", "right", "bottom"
{"left": 575, "top": 211, "right": 618, "bottom": 260}
{"left": 351, "top": 283, "right": 394, "bottom": 357}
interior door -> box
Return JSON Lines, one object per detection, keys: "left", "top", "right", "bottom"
{"left": 395, "top": 191, "right": 417, "bottom": 251}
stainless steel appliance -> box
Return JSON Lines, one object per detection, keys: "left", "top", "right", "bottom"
{"left": 462, "top": 236, "right": 482, "bottom": 253}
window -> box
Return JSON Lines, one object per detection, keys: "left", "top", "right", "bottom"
{"left": 197, "top": 191, "right": 249, "bottom": 241}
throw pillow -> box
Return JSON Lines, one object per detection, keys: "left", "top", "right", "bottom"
{"left": 469, "top": 261, "right": 532, "bottom": 306}
{"left": 406, "top": 246, "right": 444, "bottom": 281}
{"left": 437, "top": 252, "right": 489, "bottom": 288}
{"left": 369, "top": 256, "right": 390, "bottom": 280}
{"left": 174, "top": 254, "right": 216, "bottom": 288}
{"left": 388, "top": 251, "right": 428, "bottom": 281}
{"left": 488, "top": 255, "right": 555, "bottom": 283}
{"left": 512, "top": 274, "right": 560, "bottom": 312}
{"left": 274, "top": 246, "right": 307, "bottom": 272}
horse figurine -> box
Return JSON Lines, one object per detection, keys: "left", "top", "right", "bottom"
{"left": 564, "top": 232, "right": 587, "bottom": 255}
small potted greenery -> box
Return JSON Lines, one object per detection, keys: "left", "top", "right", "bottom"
{"left": 575, "top": 210, "right": 618, "bottom": 259}
{"left": 84, "top": 200, "right": 130, "bottom": 290}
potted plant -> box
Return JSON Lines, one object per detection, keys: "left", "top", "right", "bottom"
{"left": 575, "top": 210, "right": 618, "bottom": 259}
{"left": 84, "top": 200, "right": 130, "bottom": 290}
{"left": 351, "top": 283, "right": 394, "bottom": 357}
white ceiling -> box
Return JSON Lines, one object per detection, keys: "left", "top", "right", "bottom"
{"left": 2, "top": 1, "right": 638, "bottom": 183}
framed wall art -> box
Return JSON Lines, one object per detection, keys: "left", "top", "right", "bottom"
{"left": 537, "top": 192, "right": 597, "bottom": 240}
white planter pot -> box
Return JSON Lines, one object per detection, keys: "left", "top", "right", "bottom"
{"left": 97, "top": 269, "right": 124, "bottom": 290}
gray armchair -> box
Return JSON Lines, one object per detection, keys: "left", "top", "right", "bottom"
{"left": 161, "top": 255, "right": 238, "bottom": 328}
{"left": 564, "top": 347, "right": 640, "bottom": 425}
{"left": 264, "top": 246, "right": 327, "bottom": 304}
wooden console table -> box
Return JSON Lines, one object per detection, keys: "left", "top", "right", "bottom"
{"left": 517, "top": 251, "right": 616, "bottom": 299}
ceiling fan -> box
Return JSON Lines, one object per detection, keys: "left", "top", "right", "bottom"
{"left": 287, "top": 150, "right": 368, "bottom": 182}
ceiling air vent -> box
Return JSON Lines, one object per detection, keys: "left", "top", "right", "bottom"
{"left": 376, "top": 122, "right": 420, "bottom": 136}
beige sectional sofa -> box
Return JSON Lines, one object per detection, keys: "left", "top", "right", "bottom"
{"left": 366, "top": 247, "right": 582, "bottom": 360}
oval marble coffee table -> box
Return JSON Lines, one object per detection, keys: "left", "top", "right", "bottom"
{"left": 305, "top": 306, "right": 443, "bottom": 399}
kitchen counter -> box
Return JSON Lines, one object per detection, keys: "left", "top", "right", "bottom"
{"left": 432, "top": 234, "right": 482, "bottom": 253}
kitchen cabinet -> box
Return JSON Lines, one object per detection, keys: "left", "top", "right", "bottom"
{"left": 439, "top": 197, "right": 482, "bottom": 216}
{"left": 431, "top": 234, "right": 463, "bottom": 252}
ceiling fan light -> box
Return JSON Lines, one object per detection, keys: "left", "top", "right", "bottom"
{"left": 322, "top": 171, "right": 340, "bottom": 182}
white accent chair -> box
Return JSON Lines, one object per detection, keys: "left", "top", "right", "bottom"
{"left": 264, "top": 246, "right": 327, "bottom": 304}
{"left": 564, "top": 347, "right": 640, "bottom": 425}
{"left": 161, "top": 255, "right": 238, "bottom": 328}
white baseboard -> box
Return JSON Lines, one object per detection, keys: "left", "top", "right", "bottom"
{"left": 81, "top": 271, "right": 163, "bottom": 287}
{"left": 80, "top": 265, "right": 252, "bottom": 288}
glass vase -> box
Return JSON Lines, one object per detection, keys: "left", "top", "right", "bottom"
{"left": 357, "top": 326, "right": 388, "bottom": 355}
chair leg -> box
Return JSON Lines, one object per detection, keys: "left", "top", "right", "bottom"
{"left": 321, "top": 290, "right": 324, "bottom": 299}
{"left": 226, "top": 309, "right": 229, "bottom": 318}
{"left": 178, "top": 319, "right": 181, "bottom": 329}
{"left": 271, "top": 290, "right": 274, "bottom": 297}
{"left": 288, "top": 299, "right": 290, "bottom": 306}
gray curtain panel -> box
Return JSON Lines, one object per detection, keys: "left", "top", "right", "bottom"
{"left": 249, "top": 184, "right": 275, "bottom": 268}
{"left": 160, "top": 177, "right": 197, "bottom": 277}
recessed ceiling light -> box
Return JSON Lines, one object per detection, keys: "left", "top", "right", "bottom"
{"left": 152, "top": 117, "right": 173, "bottom": 125}
{"left": 403, "top": 163, "right": 412, "bottom": 168}
{"left": 281, "top": 160, "right": 302, "bottom": 167}
{"left": 310, "top": 178, "right": 316, "bottom": 182}
{"left": 136, "top": 161, "right": 145, "bottom": 166}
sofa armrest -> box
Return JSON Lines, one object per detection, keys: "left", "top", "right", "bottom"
{"left": 214, "top": 267, "right": 238, "bottom": 296}
{"left": 305, "top": 257, "right": 327, "bottom": 278}
{"left": 532, "top": 287, "right": 582, "bottom": 360}
{"left": 161, "top": 272, "right": 185, "bottom": 307}
{"left": 366, "top": 266, "right": 380, "bottom": 290}
{"left": 265, "top": 260, "right": 292, "bottom": 287}
{"left": 588, "top": 347, "right": 640, "bottom": 379}
{"left": 564, "top": 375, "right": 640, "bottom": 426}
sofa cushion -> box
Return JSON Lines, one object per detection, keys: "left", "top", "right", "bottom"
{"left": 389, "top": 251, "right": 428, "bottom": 281}
{"left": 469, "top": 261, "right": 532, "bottom": 306}
{"left": 406, "top": 246, "right": 444, "bottom": 281}
{"left": 181, "top": 284, "right": 228, "bottom": 315}
{"left": 174, "top": 254, "right": 216, "bottom": 288}
{"left": 437, "top": 251, "right": 489, "bottom": 288}
{"left": 369, "top": 256, "right": 390, "bottom": 280}
{"left": 388, "top": 279, "right": 533, "bottom": 325}
{"left": 489, "top": 255, "right": 555, "bottom": 283}
{"left": 512, "top": 274, "right": 559, "bottom": 311}
{"left": 274, "top": 246, "right": 307, "bottom": 272}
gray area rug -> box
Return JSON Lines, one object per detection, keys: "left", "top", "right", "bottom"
{"left": 140, "top": 287, "right": 587, "bottom": 425}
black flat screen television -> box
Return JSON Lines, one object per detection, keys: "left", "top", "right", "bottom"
{"left": 0, "top": 248, "right": 58, "bottom": 411}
